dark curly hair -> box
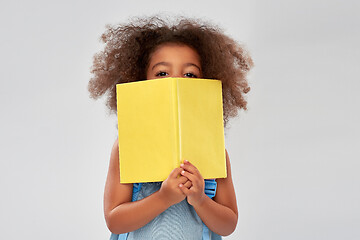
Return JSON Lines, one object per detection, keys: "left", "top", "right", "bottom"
{"left": 88, "top": 16, "right": 253, "bottom": 128}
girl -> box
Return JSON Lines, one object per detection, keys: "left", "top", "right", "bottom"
{"left": 88, "top": 16, "right": 253, "bottom": 240}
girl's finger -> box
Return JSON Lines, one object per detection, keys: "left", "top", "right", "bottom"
{"left": 178, "top": 175, "right": 188, "bottom": 184}
{"left": 179, "top": 183, "right": 191, "bottom": 195}
{"left": 169, "top": 168, "right": 183, "bottom": 179}
{"left": 180, "top": 160, "right": 199, "bottom": 175}
{"left": 183, "top": 180, "right": 192, "bottom": 189}
{"left": 180, "top": 169, "right": 197, "bottom": 183}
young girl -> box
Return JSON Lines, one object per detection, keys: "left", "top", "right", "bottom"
{"left": 88, "top": 16, "right": 253, "bottom": 240}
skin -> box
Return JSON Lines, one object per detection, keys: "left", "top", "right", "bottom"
{"left": 104, "top": 43, "right": 238, "bottom": 236}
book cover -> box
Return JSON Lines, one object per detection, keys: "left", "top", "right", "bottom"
{"left": 116, "top": 77, "right": 226, "bottom": 183}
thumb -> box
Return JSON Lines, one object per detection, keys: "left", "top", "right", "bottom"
{"left": 179, "top": 183, "right": 191, "bottom": 196}
{"left": 169, "top": 167, "right": 182, "bottom": 179}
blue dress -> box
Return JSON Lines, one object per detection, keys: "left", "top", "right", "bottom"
{"left": 110, "top": 180, "right": 222, "bottom": 240}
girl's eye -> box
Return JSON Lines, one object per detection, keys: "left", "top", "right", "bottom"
{"left": 184, "top": 72, "right": 197, "bottom": 78}
{"left": 155, "top": 71, "right": 168, "bottom": 77}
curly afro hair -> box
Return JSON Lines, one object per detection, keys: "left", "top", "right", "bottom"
{"left": 88, "top": 15, "right": 253, "bottom": 128}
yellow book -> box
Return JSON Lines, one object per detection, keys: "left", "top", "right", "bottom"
{"left": 116, "top": 77, "right": 226, "bottom": 183}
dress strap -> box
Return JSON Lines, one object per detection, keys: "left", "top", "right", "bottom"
{"left": 202, "top": 179, "right": 222, "bottom": 240}
{"left": 204, "top": 179, "right": 217, "bottom": 198}
{"left": 132, "top": 183, "right": 143, "bottom": 202}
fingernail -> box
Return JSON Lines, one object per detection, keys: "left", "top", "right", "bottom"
{"left": 179, "top": 184, "right": 183, "bottom": 187}
{"left": 184, "top": 159, "right": 188, "bottom": 163}
{"left": 180, "top": 164, "right": 184, "bottom": 167}
{"left": 181, "top": 170, "right": 185, "bottom": 175}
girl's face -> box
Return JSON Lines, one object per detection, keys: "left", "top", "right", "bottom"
{"left": 146, "top": 43, "right": 202, "bottom": 80}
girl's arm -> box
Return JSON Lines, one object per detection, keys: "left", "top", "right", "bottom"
{"left": 104, "top": 139, "right": 190, "bottom": 234}
{"left": 179, "top": 149, "right": 238, "bottom": 236}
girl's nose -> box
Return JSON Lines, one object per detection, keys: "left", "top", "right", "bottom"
{"left": 172, "top": 72, "right": 182, "bottom": 78}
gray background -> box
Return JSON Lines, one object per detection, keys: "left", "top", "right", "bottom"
{"left": 1, "top": 0, "right": 359, "bottom": 239}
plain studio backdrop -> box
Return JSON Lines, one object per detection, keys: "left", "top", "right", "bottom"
{"left": 0, "top": 0, "right": 359, "bottom": 239}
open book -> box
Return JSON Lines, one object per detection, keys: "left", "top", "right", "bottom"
{"left": 116, "top": 77, "right": 226, "bottom": 183}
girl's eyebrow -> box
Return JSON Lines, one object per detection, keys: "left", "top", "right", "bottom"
{"left": 151, "top": 62, "right": 201, "bottom": 71}
{"left": 151, "top": 62, "right": 170, "bottom": 70}
{"left": 184, "top": 63, "right": 201, "bottom": 71}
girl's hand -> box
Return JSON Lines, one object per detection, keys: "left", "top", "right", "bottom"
{"left": 158, "top": 168, "right": 190, "bottom": 206}
{"left": 179, "top": 160, "right": 206, "bottom": 208}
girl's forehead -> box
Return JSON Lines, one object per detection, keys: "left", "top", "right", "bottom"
{"left": 148, "top": 43, "right": 201, "bottom": 63}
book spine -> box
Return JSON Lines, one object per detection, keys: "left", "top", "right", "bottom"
{"left": 172, "top": 78, "right": 181, "bottom": 166}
